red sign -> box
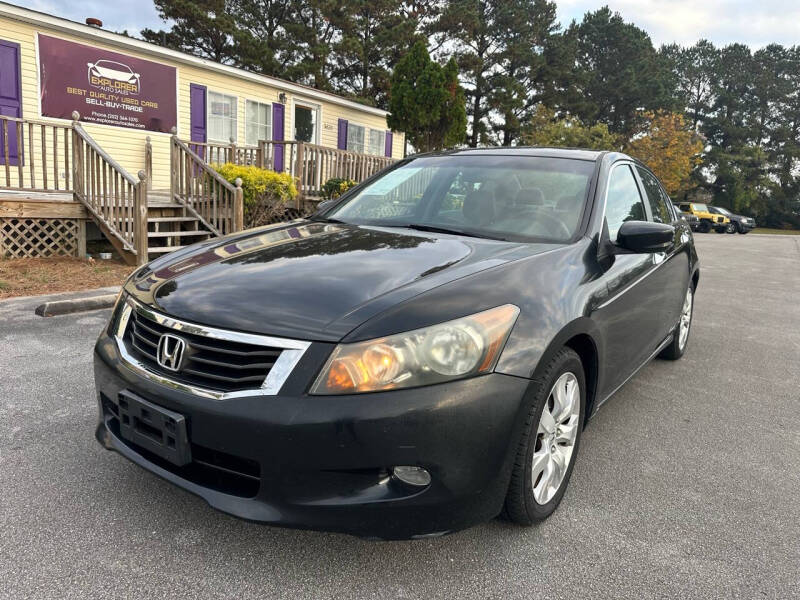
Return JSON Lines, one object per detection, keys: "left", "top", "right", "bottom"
{"left": 38, "top": 34, "right": 177, "bottom": 133}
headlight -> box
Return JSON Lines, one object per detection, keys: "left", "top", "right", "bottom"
{"left": 311, "top": 304, "right": 520, "bottom": 394}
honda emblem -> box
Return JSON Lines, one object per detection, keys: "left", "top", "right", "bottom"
{"left": 156, "top": 334, "right": 186, "bottom": 372}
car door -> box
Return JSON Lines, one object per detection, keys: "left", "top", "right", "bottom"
{"left": 634, "top": 166, "right": 691, "bottom": 341}
{"left": 593, "top": 163, "right": 669, "bottom": 395}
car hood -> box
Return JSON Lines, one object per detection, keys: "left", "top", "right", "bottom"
{"left": 126, "top": 221, "right": 557, "bottom": 341}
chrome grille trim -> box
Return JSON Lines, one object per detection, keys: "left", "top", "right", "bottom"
{"left": 113, "top": 297, "right": 311, "bottom": 399}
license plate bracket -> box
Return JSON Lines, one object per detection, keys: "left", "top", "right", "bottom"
{"left": 117, "top": 392, "right": 191, "bottom": 466}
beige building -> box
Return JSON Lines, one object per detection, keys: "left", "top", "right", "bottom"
{"left": 0, "top": 2, "right": 403, "bottom": 263}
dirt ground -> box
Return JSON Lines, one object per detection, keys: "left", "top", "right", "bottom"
{"left": 0, "top": 257, "right": 134, "bottom": 300}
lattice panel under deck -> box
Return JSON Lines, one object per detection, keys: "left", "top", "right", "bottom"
{"left": 0, "top": 218, "right": 80, "bottom": 258}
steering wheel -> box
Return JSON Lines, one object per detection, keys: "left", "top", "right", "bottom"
{"left": 495, "top": 209, "right": 572, "bottom": 239}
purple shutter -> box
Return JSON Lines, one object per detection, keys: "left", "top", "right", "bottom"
{"left": 272, "top": 102, "right": 285, "bottom": 172}
{"left": 0, "top": 40, "right": 22, "bottom": 166}
{"left": 189, "top": 83, "right": 206, "bottom": 161}
{"left": 337, "top": 119, "right": 348, "bottom": 150}
{"left": 189, "top": 84, "right": 206, "bottom": 142}
{"left": 384, "top": 131, "right": 393, "bottom": 157}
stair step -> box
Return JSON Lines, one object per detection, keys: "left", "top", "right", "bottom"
{"left": 147, "top": 217, "right": 199, "bottom": 223}
{"left": 148, "top": 245, "right": 185, "bottom": 254}
{"left": 147, "top": 230, "right": 210, "bottom": 238}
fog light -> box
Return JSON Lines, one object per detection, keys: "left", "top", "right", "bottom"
{"left": 392, "top": 466, "right": 431, "bottom": 487}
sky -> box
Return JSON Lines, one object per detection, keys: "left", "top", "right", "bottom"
{"left": 9, "top": 0, "right": 800, "bottom": 48}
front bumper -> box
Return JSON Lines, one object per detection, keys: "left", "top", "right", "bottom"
{"left": 93, "top": 332, "right": 532, "bottom": 539}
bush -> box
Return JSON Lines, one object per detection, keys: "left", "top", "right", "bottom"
{"left": 213, "top": 163, "right": 299, "bottom": 227}
{"left": 321, "top": 177, "right": 357, "bottom": 201}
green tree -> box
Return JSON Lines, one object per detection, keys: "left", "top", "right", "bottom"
{"left": 141, "top": 0, "right": 237, "bottom": 64}
{"left": 329, "top": 0, "right": 423, "bottom": 107}
{"left": 661, "top": 39, "right": 717, "bottom": 131}
{"left": 549, "top": 8, "right": 676, "bottom": 136}
{"left": 488, "top": 0, "right": 559, "bottom": 145}
{"left": 520, "top": 105, "right": 619, "bottom": 150}
{"left": 388, "top": 41, "right": 466, "bottom": 152}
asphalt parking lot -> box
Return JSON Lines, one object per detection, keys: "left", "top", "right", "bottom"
{"left": 1, "top": 233, "right": 798, "bottom": 599}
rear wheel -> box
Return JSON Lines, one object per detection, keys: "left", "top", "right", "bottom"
{"left": 659, "top": 284, "right": 694, "bottom": 360}
{"left": 726, "top": 223, "right": 736, "bottom": 234}
{"left": 504, "top": 348, "right": 585, "bottom": 524}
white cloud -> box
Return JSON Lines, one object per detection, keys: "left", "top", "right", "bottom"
{"left": 556, "top": 0, "right": 800, "bottom": 47}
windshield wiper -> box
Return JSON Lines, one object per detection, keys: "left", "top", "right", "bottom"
{"left": 398, "top": 223, "right": 506, "bottom": 241}
{"left": 309, "top": 216, "right": 347, "bottom": 224}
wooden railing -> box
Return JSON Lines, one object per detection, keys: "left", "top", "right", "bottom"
{"left": 0, "top": 115, "right": 72, "bottom": 192}
{"left": 171, "top": 135, "right": 243, "bottom": 236}
{"left": 181, "top": 137, "right": 397, "bottom": 205}
{"left": 71, "top": 116, "right": 148, "bottom": 264}
{"left": 290, "top": 142, "right": 395, "bottom": 201}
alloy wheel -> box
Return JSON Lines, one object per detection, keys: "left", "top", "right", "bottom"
{"left": 678, "top": 286, "right": 693, "bottom": 350}
{"left": 532, "top": 372, "right": 580, "bottom": 505}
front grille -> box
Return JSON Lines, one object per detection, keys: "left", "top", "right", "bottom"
{"left": 123, "top": 308, "right": 284, "bottom": 393}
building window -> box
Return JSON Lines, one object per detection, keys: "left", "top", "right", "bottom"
{"left": 245, "top": 100, "right": 272, "bottom": 145}
{"left": 208, "top": 91, "right": 237, "bottom": 142}
{"left": 347, "top": 123, "right": 365, "bottom": 154}
{"left": 368, "top": 129, "right": 386, "bottom": 156}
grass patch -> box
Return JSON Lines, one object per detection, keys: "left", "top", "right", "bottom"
{"left": 751, "top": 228, "right": 800, "bottom": 235}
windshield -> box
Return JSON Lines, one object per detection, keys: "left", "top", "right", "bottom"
{"left": 692, "top": 203, "right": 709, "bottom": 211}
{"left": 712, "top": 206, "right": 731, "bottom": 216}
{"left": 323, "top": 155, "right": 595, "bottom": 243}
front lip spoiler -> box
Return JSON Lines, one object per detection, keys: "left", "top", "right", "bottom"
{"left": 113, "top": 297, "right": 312, "bottom": 400}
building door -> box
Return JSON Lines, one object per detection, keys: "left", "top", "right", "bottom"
{"left": 293, "top": 103, "right": 317, "bottom": 143}
{"left": 189, "top": 84, "right": 207, "bottom": 143}
{"left": 0, "top": 39, "right": 22, "bottom": 166}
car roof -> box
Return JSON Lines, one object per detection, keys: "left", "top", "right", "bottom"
{"left": 408, "top": 146, "right": 622, "bottom": 162}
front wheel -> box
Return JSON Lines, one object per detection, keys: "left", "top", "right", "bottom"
{"left": 504, "top": 348, "right": 585, "bottom": 524}
{"left": 660, "top": 284, "right": 694, "bottom": 360}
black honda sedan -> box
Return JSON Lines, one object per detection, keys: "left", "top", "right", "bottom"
{"left": 94, "top": 148, "right": 699, "bottom": 539}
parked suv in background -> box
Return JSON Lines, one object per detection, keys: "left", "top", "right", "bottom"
{"left": 674, "top": 204, "right": 700, "bottom": 231}
{"left": 707, "top": 206, "right": 755, "bottom": 234}
{"left": 678, "top": 202, "right": 729, "bottom": 233}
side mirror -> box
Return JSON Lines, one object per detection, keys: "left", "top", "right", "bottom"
{"left": 615, "top": 221, "right": 674, "bottom": 253}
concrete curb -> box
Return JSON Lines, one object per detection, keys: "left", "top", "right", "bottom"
{"left": 35, "top": 293, "right": 118, "bottom": 317}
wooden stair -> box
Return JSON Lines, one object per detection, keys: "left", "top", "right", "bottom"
{"left": 143, "top": 189, "right": 213, "bottom": 259}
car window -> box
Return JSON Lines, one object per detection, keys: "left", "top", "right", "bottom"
{"left": 605, "top": 164, "right": 645, "bottom": 240}
{"left": 327, "top": 155, "right": 595, "bottom": 243}
{"left": 692, "top": 203, "right": 708, "bottom": 212}
{"left": 636, "top": 167, "right": 673, "bottom": 223}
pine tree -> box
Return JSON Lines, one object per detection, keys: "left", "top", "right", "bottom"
{"left": 388, "top": 41, "right": 466, "bottom": 152}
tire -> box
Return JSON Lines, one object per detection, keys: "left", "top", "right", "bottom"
{"left": 739, "top": 229, "right": 749, "bottom": 235}
{"left": 659, "top": 284, "right": 694, "bottom": 360}
{"left": 726, "top": 223, "right": 736, "bottom": 234}
{"left": 504, "top": 348, "right": 585, "bottom": 525}
{"left": 699, "top": 221, "right": 711, "bottom": 233}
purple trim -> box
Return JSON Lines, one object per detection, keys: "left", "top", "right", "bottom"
{"left": 273, "top": 102, "right": 285, "bottom": 172}
{"left": 0, "top": 39, "right": 22, "bottom": 167}
{"left": 385, "top": 131, "right": 393, "bottom": 157}
{"left": 337, "top": 119, "right": 348, "bottom": 150}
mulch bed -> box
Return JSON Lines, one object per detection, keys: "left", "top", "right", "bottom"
{"left": 0, "top": 257, "right": 134, "bottom": 300}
